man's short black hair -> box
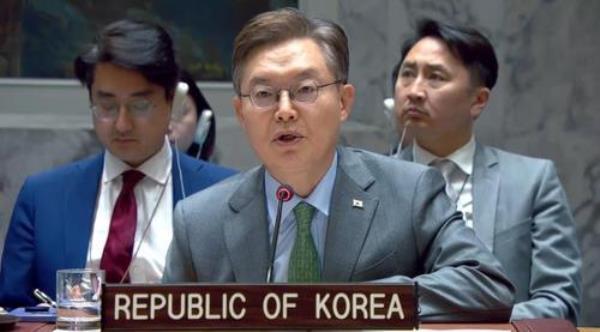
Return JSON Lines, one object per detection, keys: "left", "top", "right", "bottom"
{"left": 74, "top": 19, "right": 179, "bottom": 100}
{"left": 392, "top": 18, "right": 498, "bottom": 90}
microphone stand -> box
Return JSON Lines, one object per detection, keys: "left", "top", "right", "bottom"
{"left": 266, "top": 185, "right": 293, "bottom": 283}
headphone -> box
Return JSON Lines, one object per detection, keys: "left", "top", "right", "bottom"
{"left": 171, "top": 81, "right": 215, "bottom": 197}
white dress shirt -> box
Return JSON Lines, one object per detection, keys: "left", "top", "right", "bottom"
{"left": 413, "top": 137, "right": 476, "bottom": 228}
{"left": 86, "top": 138, "right": 173, "bottom": 283}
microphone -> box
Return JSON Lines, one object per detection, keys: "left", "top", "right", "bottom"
{"left": 266, "top": 184, "right": 294, "bottom": 283}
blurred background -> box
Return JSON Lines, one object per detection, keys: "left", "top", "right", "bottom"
{"left": 0, "top": 0, "right": 598, "bottom": 325}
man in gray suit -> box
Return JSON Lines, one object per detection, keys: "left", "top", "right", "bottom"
{"left": 164, "top": 8, "right": 514, "bottom": 322}
{"left": 392, "top": 19, "right": 581, "bottom": 323}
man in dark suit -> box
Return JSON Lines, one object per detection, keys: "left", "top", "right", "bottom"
{"left": 392, "top": 19, "right": 581, "bottom": 323}
{"left": 163, "top": 8, "right": 514, "bottom": 322}
{"left": 0, "top": 19, "right": 234, "bottom": 308}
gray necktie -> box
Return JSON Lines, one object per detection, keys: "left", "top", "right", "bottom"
{"left": 430, "top": 159, "right": 462, "bottom": 203}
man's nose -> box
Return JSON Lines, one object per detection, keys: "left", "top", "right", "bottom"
{"left": 274, "top": 90, "right": 298, "bottom": 122}
{"left": 114, "top": 106, "right": 134, "bottom": 132}
{"left": 406, "top": 77, "right": 426, "bottom": 102}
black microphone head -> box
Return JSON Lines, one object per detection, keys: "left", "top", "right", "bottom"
{"left": 276, "top": 184, "right": 294, "bottom": 202}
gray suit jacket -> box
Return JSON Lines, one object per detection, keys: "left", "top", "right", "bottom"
{"left": 164, "top": 146, "right": 514, "bottom": 322}
{"left": 398, "top": 143, "right": 581, "bottom": 323}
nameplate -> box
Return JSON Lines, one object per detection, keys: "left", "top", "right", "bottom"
{"left": 102, "top": 283, "right": 418, "bottom": 330}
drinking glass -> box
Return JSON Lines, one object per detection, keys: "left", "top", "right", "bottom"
{"left": 56, "top": 269, "right": 104, "bottom": 331}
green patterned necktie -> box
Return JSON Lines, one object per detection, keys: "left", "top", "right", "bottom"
{"left": 288, "top": 202, "right": 321, "bottom": 282}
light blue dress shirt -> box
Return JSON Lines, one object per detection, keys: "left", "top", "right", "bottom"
{"left": 264, "top": 152, "right": 337, "bottom": 282}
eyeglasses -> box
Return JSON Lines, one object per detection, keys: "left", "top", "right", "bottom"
{"left": 240, "top": 80, "right": 342, "bottom": 109}
{"left": 91, "top": 98, "right": 156, "bottom": 121}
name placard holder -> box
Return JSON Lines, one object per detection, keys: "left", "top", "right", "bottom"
{"left": 102, "top": 283, "right": 418, "bottom": 330}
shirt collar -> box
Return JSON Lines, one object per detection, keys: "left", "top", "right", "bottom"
{"left": 413, "top": 136, "right": 476, "bottom": 175}
{"left": 264, "top": 152, "right": 338, "bottom": 225}
{"left": 103, "top": 136, "right": 173, "bottom": 184}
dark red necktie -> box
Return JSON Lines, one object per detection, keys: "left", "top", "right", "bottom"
{"left": 100, "top": 170, "right": 145, "bottom": 283}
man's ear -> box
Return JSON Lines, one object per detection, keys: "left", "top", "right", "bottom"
{"left": 233, "top": 96, "right": 246, "bottom": 130}
{"left": 470, "top": 86, "right": 490, "bottom": 120}
{"left": 339, "top": 83, "right": 355, "bottom": 122}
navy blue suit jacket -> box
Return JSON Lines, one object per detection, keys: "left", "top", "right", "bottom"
{"left": 0, "top": 152, "right": 235, "bottom": 307}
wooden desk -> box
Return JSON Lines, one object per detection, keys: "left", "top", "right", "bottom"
{"left": 12, "top": 322, "right": 600, "bottom": 331}
{"left": 13, "top": 322, "right": 54, "bottom": 332}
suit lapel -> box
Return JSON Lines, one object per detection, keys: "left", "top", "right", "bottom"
{"left": 64, "top": 154, "right": 104, "bottom": 267}
{"left": 224, "top": 167, "right": 270, "bottom": 282}
{"left": 401, "top": 143, "right": 500, "bottom": 250}
{"left": 472, "top": 144, "right": 499, "bottom": 251}
{"left": 322, "top": 148, "right": 379, "bottom": 281}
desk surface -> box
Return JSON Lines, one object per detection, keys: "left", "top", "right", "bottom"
{"left": 11, "top": 322, "right": 600, "bottom": 331}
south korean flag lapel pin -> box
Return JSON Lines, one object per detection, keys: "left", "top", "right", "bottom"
{"left": 352, "top": 198, "right": 364, "bottom": 209}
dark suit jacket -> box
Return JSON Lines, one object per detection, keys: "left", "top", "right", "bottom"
{"left": 164, "top": 146, "right": 515, "bottom": 322}
{"left": 0, "top": 152, "right": 235, "bottom": 308}
{"left": 398, "top": 143, "right": 581, "bottom": 323}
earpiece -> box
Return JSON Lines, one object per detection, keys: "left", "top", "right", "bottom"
{"left": 194, "top": 109, "right": 213, "bottom": 159}
{"left": 398, "top": 121, "right": 411, "bottom": 151}
{"left": 383, "top": 98, "right": 395, "bottom": 112}
{"left": 171, "top": 136, "right": 187, "bottom": 200}
{"left": 171, "top": 81, "right": 191, "bottom": 199}
{"left": 172, "top": 82, "right": 189, "bottom": 117}
{"left": 383, "top": 97, "right": 413, "bottom": 153}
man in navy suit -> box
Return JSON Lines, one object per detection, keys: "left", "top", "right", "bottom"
{"left": 0, "top": 19, "right": 234, "bottom": 307}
